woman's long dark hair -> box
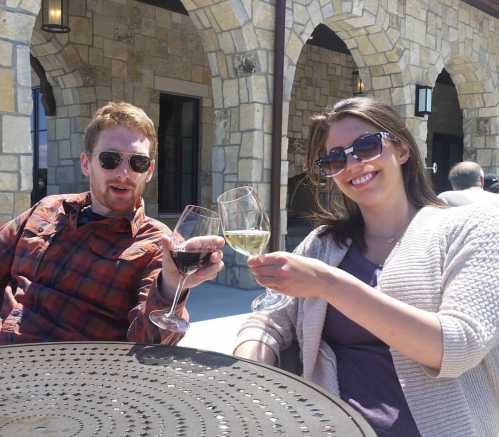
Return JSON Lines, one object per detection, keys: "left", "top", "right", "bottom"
{"left": 305, "top": 97, "right": 444, "bottom": 250}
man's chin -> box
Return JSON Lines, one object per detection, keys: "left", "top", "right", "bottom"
{"left": 105, "top": 198, "right": 137, "bottom": 215}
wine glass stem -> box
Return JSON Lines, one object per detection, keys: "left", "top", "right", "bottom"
{"left": 165, "top": 274, "right": 188, "bottom": 318}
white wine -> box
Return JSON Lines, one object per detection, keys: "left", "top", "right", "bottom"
{"left": 224, "top": 229, "right": 271, "bottom": 256}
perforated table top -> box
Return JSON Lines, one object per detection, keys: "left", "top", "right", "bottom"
{"left": 0, "top": 342, "right": 375, "bottom": 437}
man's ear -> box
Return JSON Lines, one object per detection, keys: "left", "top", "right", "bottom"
{"left": 80, "top": 152, "right": 90, "bottom": 177}
{"left": 146, "top": 160, "right": 155, "bottom": 183}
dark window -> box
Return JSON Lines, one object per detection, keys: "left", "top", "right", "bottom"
{"left": 31, "top": 88, "right": 48, "bottom": 204}
{"left": 158, "top": 93, "right": 200, "bottom": 213}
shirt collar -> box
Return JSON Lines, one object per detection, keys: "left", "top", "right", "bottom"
{"left": 62, "top": 192, "right": 146, "bottom": 237}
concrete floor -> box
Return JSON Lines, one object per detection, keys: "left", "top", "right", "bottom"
{"left": 177, "top": 281, "right": 263, "bottom": 355}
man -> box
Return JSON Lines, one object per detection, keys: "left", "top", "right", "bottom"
{"left": 437, "top": 161, "right": 499, "bottom": 206}
{"left": 0, "top": 102, "right": 224, "bottom": 344}
{"left": 484, "top": 174, "right": 499, "bottom": 194}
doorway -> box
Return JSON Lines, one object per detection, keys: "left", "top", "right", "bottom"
{"left": 157, "top": 93, "right": 200, "bottom": 213}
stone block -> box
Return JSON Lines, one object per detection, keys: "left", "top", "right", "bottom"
{"left": 225, "top": 146, "right": 239, "bottom": 173}
{"left": 70, "top": 17, "right": 92, "bottom": 46}
{"left": 14, "top": 192, "right": 31, "bottom": 215}
{"left": 56, "top": 166, "right": 75, "bottom": 185}
{"left": 0, "top": 192, "right": 14, "bottom": 214}
{"left": 391, "top": 85, "right": 412, "bottom": 105}
{"left": 369, "top": 32, "right": 393, "bottom": 53}
{"left": 211, "top": 2, "right": 240, "bottom": 31}
{"left": 20, "top": 155, "right": 32, "bottom": 191}
{"left": 17, "top": 86, "right": 32, "bottom": 115}
{"left": 0, "top": 68, "right": 15, "bottom": 112}
{"left": 240, "top": 103, "right": 264, "bottom": 131}
{"left": 2, "top": 115, "right": 31, "bottom": 153}
{"left": 0, "top": 172, "right": 19, "bottom": 191}
{"left": 254, "top": 1, "right": 274, "bottom": 30}
{"left": 404, "top": 16, "right": 427, "bottom": 46}
{"left": 287, "top": 32, "right": 303, "bottom": 64}
{"left": 239, "top": 158, "right": 262, "bottom": 182}
{"left": 212, "top": 146, "right": 225, "bottom": 172}
{"left": 240, "top": 131, "right": 264, "bottom": 159}
{"left": 55, "top": 118, "right": 71, "bottom": 140}
{"left": 0, "top": 155, "right": 18, "bottom": 172}
{"left": 0, "top": 41, "right": 13, "bottom": 67}
{"left": 0, "top": 11, "right": 35, "bottom": 44}
{"left": 223, "top": 79, "right": 239, "bottom": 107}
{"left": 248, "top": 75, "right": 268, "bottom": 104}
{"left": 103, "top": 39, "right": 128, "bottom": 62}
{"left": 357, "top": 35, "right": 376, "bottom": 55}
{"left": 372, "top": 75, "right": 392, "bottom": 89}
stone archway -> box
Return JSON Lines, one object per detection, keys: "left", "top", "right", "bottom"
{"left": 31, "top": 27, "right": 86, "bottom": 196}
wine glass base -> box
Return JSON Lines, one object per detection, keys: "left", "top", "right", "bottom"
{"left": 251, "top": 292, "right": 291, "bottom": 313}
{"left": 149, "top": 311, "right": 190, "bottom": 333}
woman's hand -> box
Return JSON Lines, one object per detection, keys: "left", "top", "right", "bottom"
{"left": 247, "top": 252, "right": 336, "bottom": 300}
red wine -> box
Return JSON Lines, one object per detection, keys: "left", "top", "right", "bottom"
{"left": 170, "top": 249, "right": 213, "bottom": 275}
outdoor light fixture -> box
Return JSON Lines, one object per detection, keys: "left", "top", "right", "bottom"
{"left": 41, "top": 0, "right": 70, "bottom": 34}
{"left": 353, "top": 70, "right": 364, "bottom": 95}
{"left": 415, "top": 84, "right": 432, "bottom": 117}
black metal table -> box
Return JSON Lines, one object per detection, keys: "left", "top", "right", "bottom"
{"left": 0, "top": 342, "right": 376, "bottom": 436}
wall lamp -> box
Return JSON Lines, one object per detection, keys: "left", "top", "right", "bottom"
{"left": 353, "top": 70, "right": 364, "bottom": 95}
{"left": 42, "top": 0, "right": 70, "bottom": 34}
{"left": 415, "top": 84, "right": 432, "bottom": 117}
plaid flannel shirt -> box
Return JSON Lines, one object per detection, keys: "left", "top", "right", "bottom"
{"left": 0, "top": 192, "right": 187, "bottom": 345}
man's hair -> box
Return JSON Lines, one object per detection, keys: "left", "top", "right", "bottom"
{"left": 84, "top": 102, "right": 158, "bottom": 156}
{"left": 448, "top": 161, "right": 484, "bottom": 190}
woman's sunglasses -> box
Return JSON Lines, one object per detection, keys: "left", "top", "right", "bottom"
{"left": 314, "top": 131, "right": 399, "bottom": 177}
{"left": 97, "top": 151, "right": 152, "bottom": 173}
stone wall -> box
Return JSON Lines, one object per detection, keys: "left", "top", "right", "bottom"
{"left": 287, "top": 44, "right": 355, "bottom": 179}
{"left": 29, "top": 0, "right": 215, "bottom": 217}
{"left": 1, "top": 0, "right": 499, "bottom": 288}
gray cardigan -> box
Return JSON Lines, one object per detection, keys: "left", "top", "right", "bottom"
{"left": 235, "top": 204, "right": 499, "bottom": 437}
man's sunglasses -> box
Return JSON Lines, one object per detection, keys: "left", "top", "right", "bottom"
{"left": 97, "top": 151, "right": 152, "bottom": 173}
{"left": 314, "top": 131, "right": 399, "bottom": 177}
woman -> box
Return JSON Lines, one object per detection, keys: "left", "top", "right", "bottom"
{"left": 233, "top": 97, "right": 499, "bottom": 437}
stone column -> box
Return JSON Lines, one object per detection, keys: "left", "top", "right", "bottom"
{"left": 0, "top": 3, "right": 40, "bottom": 223}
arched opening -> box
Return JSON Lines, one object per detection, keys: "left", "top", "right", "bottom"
{"left": 286, "top": 24, "right": 359, "bottom": 250}
{"left": 30, "top": 55, "right": 56, "bottom": 205}
{"left": 426, "top": 69, "right": 463, "bottom": 193}
{"left": 29, "top": 0, "right": 215, "bottom": 220}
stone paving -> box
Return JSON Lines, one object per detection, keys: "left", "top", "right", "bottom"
{"left": 178, "top": 281, "right": 263, "bottom": 355}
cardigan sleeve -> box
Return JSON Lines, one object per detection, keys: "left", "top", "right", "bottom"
{"left": 233, "top": 228, "right": 325, "bottom": 360}
{"left": 433, "top": 204, "right": 499, "bottom": 378}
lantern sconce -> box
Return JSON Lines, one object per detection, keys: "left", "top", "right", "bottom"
{"left": 415, "top": 84, "right": 432, "bottom": 117}
{"left": 353, "top": 70, "right": 364, "bottom": 95}
{"left": 42, "top": 0, "right": 70, "bottom": 34}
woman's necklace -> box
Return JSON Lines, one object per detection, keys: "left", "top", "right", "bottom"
{"left": 365, "top": 226, "right": 408, "bottom": 245}
{"left": 366, "top": 234, "right": 399, "bottom": 244}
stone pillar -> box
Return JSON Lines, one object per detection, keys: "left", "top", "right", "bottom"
{"left": 0, "top": 3, "right": 40, "bottom": 223}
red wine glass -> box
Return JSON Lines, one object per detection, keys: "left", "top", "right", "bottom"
{"left": 149, "top": 205, "right": 220, "bottom": 333}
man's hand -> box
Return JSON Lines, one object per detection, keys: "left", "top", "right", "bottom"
{"left": 161, "top": 234, "right": 225, "bottom": 296}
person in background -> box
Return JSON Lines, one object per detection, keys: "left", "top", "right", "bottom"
{"left": 484, "top": 174, "right": 499, "bottom": 194}
{"left": 234, "top": 97, "right": 499, "bottom": 437}
{"left": 437, "top": 161, "right": 499, "bottom": 206}
{"left": 0, "top": 102, "right": 224, "bottom": 345}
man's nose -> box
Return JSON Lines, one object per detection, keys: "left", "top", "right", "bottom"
{"left": 115, "top": 157, "right": 130, "bottom": 176}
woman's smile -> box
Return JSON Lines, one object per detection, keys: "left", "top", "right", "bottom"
{"left": 350, "top": 171, "right": 378, "bottom": 187}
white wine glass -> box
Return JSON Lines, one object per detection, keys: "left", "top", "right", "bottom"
{"left": 217, "top": 186, "right": 291, "bottom": 312}
{"left": 149, "top": 205, "right": 220, "bottom": 333}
